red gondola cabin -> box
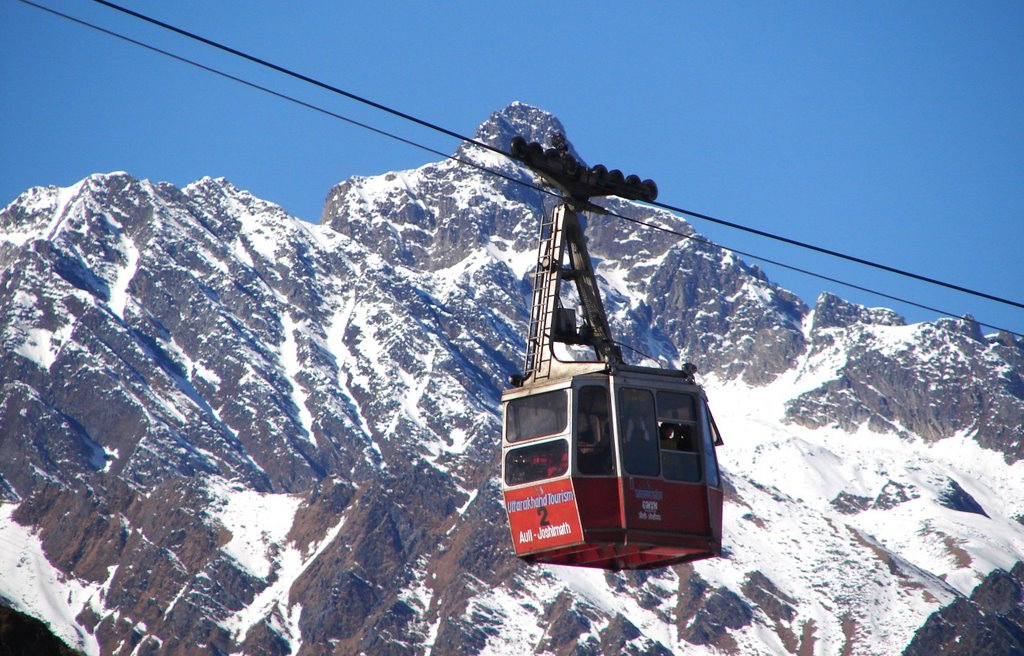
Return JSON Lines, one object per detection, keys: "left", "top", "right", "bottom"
{"left": 502, "top": 366, "right": 723, "bottom": 570}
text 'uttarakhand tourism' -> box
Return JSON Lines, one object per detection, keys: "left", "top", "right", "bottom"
{"left": 506, "top": 490, "right": 573, "bottom": 513}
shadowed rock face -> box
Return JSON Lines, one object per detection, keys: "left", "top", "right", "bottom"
{"left": 1, "top": 103, "right": 1022, "bottom": 655}
{"left": 903, "top": 563, "right": 1024, "bottom": 656}
{"left": 0, "top": 605, "right": 83, "bottom": 655}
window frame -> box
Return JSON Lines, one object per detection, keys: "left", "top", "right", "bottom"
{"left": 504, "top": 388, "right": 569, "bottom": 443}
{"left": 655, "top": 391, "right": 703, "bottom": 483}
{"left": 503, "top": 438, "right": 570, "bottom": 486}
{"left": 575, "top": 384, "right": 616, "bottom": 477}
{"left": 617, "top": 387, "right": 661, "bottom": 477}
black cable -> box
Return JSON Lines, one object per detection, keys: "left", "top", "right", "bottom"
{"left": 88, "top": 0, "right": 507, "bottom": 160}
{"left": 649, "top": 199, "right": 1024, "bottom": 311}
{"left": 78, "top": 0, "right": 1024, "bottom": 315}
{"left": 85, "top": 0, "right": 1024, "bottom": 315}
{"left": 590, "top": 207, "right": 1023, "bottom": 337}
{"left": 16, "top": 0, "right": 557, "bottom": 203}
{"left": 18, "top": 0, "right": 1024, "bottom": 337}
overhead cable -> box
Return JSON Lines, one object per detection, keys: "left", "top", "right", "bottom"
{"left": 81, "top": 0, "right": 1024, "bottom": 315}
{"left": 17, "top": 1, "right": 550, "bottom": 199}
{"left": 591, "top": 207, "right": 1023, "bottom": 337}
{"left": 18, "top": 0, "right": 1024, "bottom": 337}
{"left": 87, "top": 0, "right": 508, "bottom": 160}
{"left": 649, "top": 199, "right": 1024, "bottom": 311}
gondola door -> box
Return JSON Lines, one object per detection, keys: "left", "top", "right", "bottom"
{"left": 614, "top": 380, "right": 679, "bottom": 549}
{"left": 570, "top": 380, "right": 622, "bottom": 552}
{"left": 613, "top": 377, "right": 721, "bottom": 562}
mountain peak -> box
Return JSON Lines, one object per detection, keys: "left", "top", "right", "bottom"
{"left": 457, "top": 101, "right": 583, "bottom": 162}
{"left": 811, "top": 291, "right": 905, "bottom": 331}
{"left": 183, "top": 176, "right": 247, "bottom": 204}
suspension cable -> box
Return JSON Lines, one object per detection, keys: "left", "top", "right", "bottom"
{"left": 16, "top": 0, "right": 1024, "bottom": 337}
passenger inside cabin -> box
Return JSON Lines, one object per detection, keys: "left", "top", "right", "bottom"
{"left": 658, "top": 420, "right": 701, "bottom": 481}
{"left": 659, "top": 422, "right": 698, "bottom": 452}
{"left": 659, "top": 422, "right": 677, "bottom": 449}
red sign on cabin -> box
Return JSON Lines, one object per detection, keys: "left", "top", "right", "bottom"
{"left": 504, "top": 478, "right": 584, "bottom": 555}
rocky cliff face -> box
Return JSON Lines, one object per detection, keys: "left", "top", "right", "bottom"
{"left": 787, "top": 292, "right": 1024, "bottom": 459}
{"left": 1, "top": 102, "right": 1022, "bottom": 655}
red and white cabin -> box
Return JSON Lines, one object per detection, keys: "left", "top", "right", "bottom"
{"left": 502, "top": 364, "right": 723, "bottom": 570}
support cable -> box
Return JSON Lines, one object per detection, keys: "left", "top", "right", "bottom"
{"left": 588, "top": 207, "right": 1023, "bottom": 337}
{"left": 16, "top": 0, "right": 1024, "bottom": 337}
{"left": 88, "top": 0, "right": 507, "bottom": 159}
{"left": 82, "top": 0, "right": 1024, "bottom": 315}
{"left": 649, "top": 199, "right": 1024, "bottom": 311}
{"left": 17, "top": 0, "right": 548, "bottom": 199}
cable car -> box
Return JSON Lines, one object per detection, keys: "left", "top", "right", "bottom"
{"left": 501, "top": 136, "right": 724, "bottom": 570}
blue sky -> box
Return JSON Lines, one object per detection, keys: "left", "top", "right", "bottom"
{"left": 3, "top": 1, "right": 1023, "bottom": 335}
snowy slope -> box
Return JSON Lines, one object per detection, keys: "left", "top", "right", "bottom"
{"left": 0, "top": 505, "right": 105, "bottom": 654}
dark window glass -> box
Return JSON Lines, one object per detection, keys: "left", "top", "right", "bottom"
{"left": 577, "top": 386, "right": 615, "bottom": 475}
{"left": 661, "top": 451, "right": 701, "bottom": 482}
{"left": 658, "top": 418, "right": 701, "bottom": 482}
{"left": 505, "top": 390, "right": 568, "bottom": 442}
{"left": 656, "top": 392, "right": 696, "bottom": 422}
{"left": 619, "top": 388, "right": 660, "bottom": 477}
{"left": 504, "top": 439, "right": 569, "bottom": 485}
{"left": 700, "top": 401, "right": 721, "bottom": 487}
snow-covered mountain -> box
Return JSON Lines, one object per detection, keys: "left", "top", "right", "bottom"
{"left": 1, "top": 102, "right": 1022, "bottom": 655}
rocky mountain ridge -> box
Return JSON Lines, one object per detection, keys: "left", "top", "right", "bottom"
{"left": 1, "top": 102, "right": 1022, "bottom": 655}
